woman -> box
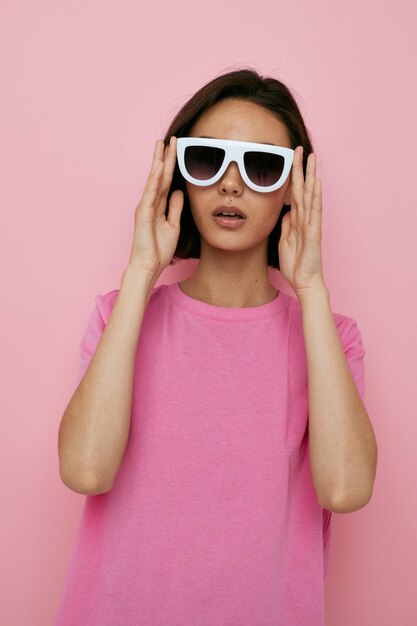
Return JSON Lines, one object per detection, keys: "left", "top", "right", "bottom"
{"left": 56, "top": 68, "right": 377, "bottom": 625}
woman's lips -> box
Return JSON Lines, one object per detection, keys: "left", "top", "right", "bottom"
{"left": 212, "top": 215, "right": 247, "bottom": 228}
{"left": 212, "top": 205, "right": 247, "bottom": 218}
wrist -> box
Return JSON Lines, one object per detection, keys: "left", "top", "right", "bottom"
{"left": 121, "top": 263, "right": 159, "bottom": 290}
{"left": 296, "top": 281, "right": 330, "bottom": 308}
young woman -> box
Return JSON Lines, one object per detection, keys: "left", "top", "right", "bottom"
{"left": 56, "top": 68, "right": 377, "bottom": 625}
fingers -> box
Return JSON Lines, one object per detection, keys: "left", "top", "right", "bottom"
{"left": 139, "top": 165, "right": 164, "bottom": 222}
{"left": 290, "top": 146, "right": 304, "bottom": 229}
{"left": 303, "top": 152, "right": 316, "bottom": 225}
{"left": 156, "top": 136, "right": 178, "bottom": 209}
{"left": 290, "top": 147, "right": 317, "bottom": 228}
{"left": 141, "top": 137, "right": 176, "bottom": 215}
{"left": 148, "top": 139, "right": 164, "bottom": 177}
{"left": 310, "top": 177, "right": 322, "bottom": 228}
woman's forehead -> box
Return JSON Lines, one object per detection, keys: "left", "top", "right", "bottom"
{"left": 190, "top": 100, "right": 291, "bottom": 146}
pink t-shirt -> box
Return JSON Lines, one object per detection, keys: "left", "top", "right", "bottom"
{"left": 55, "top": 281, "right": 366, "bottom": 626}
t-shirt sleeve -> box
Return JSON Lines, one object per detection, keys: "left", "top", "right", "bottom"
{"left": 72, "top": 285, "right": 158, "bottom": 391}
{"left": 339, "top": 316, "right": 367, "bottom": 406}
{"left": 73, "top": 296, "right": 106, "bottom": 390}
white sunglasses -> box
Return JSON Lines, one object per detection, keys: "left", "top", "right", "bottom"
{"left": 176, "top": 137, "right": 295, "bottom": 193}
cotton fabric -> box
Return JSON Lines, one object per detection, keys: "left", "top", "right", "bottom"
{"left": 55, "top": 281, "right": 366, "bottom": 626}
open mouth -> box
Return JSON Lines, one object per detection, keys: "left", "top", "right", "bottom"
{"left": 214, "top": 212, "right": 245, "bottom": 220}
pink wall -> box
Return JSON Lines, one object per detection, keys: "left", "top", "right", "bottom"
{"left": 1, "top": 1, "right": 416, "bottom": 624}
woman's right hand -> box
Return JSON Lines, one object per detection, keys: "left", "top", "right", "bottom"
{"left": 127, "top": 135, "right": 184, "bottom": 277}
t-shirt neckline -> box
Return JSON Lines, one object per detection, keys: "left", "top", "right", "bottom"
{"left": 167, "top": 281, "right": 290, "bottom": 321}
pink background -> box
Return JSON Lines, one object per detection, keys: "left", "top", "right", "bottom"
{"left": 1, "top": 1, "right": 416, "bottom": 624}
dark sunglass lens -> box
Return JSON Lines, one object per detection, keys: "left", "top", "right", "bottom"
{"left": 244, "top": 152, "right": 285, "bottom": 187}
{"left": 184, "top": 146, "right": 225, "bottom": 180}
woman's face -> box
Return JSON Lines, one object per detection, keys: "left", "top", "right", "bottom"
{"left": 185, "top": 98, "right": 293, "bottom": 257}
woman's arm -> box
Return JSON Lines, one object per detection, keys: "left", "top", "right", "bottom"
{"left": 58, "top": 267, "right": 157, "bottom": 495}
{"left": 58, "top": 136, "right": 183, "bottom": 495}
{"left": 299, "top": 283, "right": 377, "bottom": 513}
{"left": 278, "top": 146, "right": 377, "bottom": 513}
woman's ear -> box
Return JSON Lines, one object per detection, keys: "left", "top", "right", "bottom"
{"left": 281, "top": 172, "right": 292, "bottom": 205}
{"left": 284, "top": 185, "right": 291, "bottom": 206}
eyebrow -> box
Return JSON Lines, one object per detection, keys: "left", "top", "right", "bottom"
{"left": 198, "top": 135, "right": 276, "bottom": 146}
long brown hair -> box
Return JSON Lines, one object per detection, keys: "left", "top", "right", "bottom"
{"left": 163, "top": 67, "right": 314, "bottom": 270}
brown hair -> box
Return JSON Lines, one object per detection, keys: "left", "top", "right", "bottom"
{"left": 162, "top": 67, "right": 314, "bottom": 270}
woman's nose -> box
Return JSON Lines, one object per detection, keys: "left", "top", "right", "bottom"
{"left": 218, "top": 161, "right": 244, "bottom": 193}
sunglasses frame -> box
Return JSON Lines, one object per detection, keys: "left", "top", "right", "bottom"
{"left": 176, "top": 137, "right": 295, "bottom": 193}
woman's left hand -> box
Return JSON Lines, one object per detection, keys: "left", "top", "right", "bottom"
{"left": 278, "top": 146, "right": 326, "bottom": 299}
